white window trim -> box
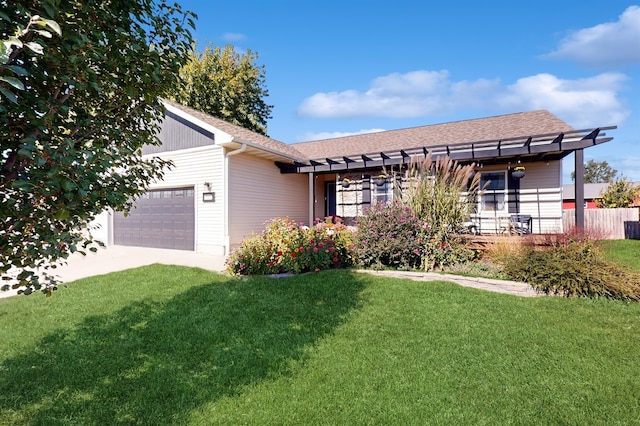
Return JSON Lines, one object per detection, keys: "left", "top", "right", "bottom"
{"left": 373, "top": 180, "right": 393, "bottom": 205}
{"left": 479, "top": 171, "right": 508, "bottom": 213}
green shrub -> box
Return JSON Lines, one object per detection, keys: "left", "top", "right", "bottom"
{"left": 420, "top": 227, "right": 476, "bottom": 271}
{"left": 226, "top": 217, "right": 355, "bottom": 276}
{"left": 502, "top": 235, "right": 640, "bottom": 301}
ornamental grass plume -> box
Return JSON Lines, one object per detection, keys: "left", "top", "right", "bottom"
{"left": 402, "top": 152, "right": 481, "bottom": 233}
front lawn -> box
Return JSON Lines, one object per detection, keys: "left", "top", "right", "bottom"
{"left": 1, "top": 266, "right": 639, "bottom": 425}
{"left": 598, "top": 239, "right": 640, "bottom": 270}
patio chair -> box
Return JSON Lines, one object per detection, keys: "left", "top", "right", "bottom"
{"left": 462, "top": 220, "right": 479, "bottom": 235}
{"left": 509, "top": 214, "right": 532, "bottom": 235}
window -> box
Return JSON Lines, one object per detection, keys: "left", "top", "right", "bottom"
{"left": 374, "top": 180, "right": 392, "bottom": 204}
{"left": 479, "top": 172, "right": 506, "bottom": 212}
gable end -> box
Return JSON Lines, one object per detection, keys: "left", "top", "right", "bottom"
{"left": 143, "top": 111, "right": 216, "bottom": 155}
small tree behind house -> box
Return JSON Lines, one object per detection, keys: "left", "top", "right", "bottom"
{"left": 596, "top": 178, "right": 640, "bottom": 208}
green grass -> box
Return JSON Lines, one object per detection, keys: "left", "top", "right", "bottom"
{"left": 1, "top": 265, "right": 639, "bottom": 425}
{"left": 598, "top": 239, "right": 640, "bottom": 270}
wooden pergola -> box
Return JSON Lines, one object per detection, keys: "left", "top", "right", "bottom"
{"left": 277, "top": 126, "right": 617, "bottom": 229}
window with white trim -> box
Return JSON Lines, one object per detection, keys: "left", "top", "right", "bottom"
{"left": 479, "top": 171, "right": 507, "bottom": 212}
{"left": 374, "top": 181, "right": 391, "bottom": 204}
{"left": 373, "top": 178, "right": 395, "bottom": 205}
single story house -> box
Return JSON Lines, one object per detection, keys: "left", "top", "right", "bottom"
{"left": 93, "top": 99, "right": 615, "bottom": 254}
{"left": 563, "top": 182, "right": 640, "bottom": 209}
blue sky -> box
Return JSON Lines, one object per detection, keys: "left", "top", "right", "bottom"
{"left": 178, "top": 0, "right": 640, "bottom": 183}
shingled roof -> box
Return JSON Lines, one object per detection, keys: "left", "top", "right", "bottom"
{"left": 291, "top": 110, "right": 574, "bottom": 160}
{"left": 158, "top": 101, "right": 614, "bottom": 174}
{"left": 161, "top": 99, "right": 307, "bottom": 161}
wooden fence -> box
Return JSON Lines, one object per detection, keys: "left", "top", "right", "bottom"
{"left": 562, "top": 208, "right": 640, "bottom": 239}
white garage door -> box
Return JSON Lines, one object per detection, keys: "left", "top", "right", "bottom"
{"left": 113, "top": 187, "right": 195, "bottom": 250}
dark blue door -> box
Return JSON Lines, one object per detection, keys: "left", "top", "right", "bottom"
{"left": 325, "top": 181, "right": 336, "bottom": 217}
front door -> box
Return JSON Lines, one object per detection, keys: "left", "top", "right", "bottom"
{"left": 325, "top": 181, "right": 336, "bottom": 217}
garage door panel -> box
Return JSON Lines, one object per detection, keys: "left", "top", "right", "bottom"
{"left": 114, "top": 187, "right": 195, "bottom": 250}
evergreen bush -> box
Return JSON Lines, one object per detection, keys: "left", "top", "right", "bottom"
{"left": 502, "top": 234, "right": 640, "bottom": 301}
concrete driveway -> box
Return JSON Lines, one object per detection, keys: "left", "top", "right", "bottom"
{"left": 1, "top": 246, "right": 227, "bottom": 298}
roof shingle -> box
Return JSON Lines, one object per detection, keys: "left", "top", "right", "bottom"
{"left": 292, "top": 110, "right": 574, "bottom": 160}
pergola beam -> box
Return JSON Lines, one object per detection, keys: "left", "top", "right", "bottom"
{"left": 293, "top": 136, "right": 614, "bottom": 174}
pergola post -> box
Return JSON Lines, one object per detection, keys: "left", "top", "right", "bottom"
{"left": 574, "top": 149, "right": 585, "bottom": 229}
{"left": 309, "top": 172, "right": 316, "bottom": 226}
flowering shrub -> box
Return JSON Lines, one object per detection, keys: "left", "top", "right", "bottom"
{"left": 226, "top": 217, "right": 355, "bottom": 276}
{"left": 354, "top": 201, "right": 475, "bottom": 271}
{"left": 354, "top": 201, "right": 424, "bottom": 270}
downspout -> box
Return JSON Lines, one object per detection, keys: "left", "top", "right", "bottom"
{"left": 224, "top": 143, "right": 247, "bottom": 255}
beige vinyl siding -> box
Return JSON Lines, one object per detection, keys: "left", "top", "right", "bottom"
{"left": 228, "top": 153, "right": 308, "bottom": 247}
{"left": 473, "top": 161, "right": 562, "bottom": 233}
{"left": 145, "top": 145, "right": 226, "bottom": 254}
{"left": 518, "top": 161, "right": 563, "bottom": 233}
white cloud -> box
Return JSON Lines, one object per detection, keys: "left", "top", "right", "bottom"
{"left": 620, "top": 156, "right": 640, "bottom": 181}
{"left": 368, "top": 70, "right": 450, "bottom": 96}
{"left": 297, "top": 70, "right": 630, "bottom": 128}
{"left": 495, "top": 73, "right": 630, "bottom": 128}
{"left": 297, "top": 70, "right": 499, "bottom": 118}
{"left": 300, "top": 128, "right": 385, "bottom": 142}
{"left": 221, "top": 32, "right": 247, "bottom": 42}
{"left": 542, "top": 5, "right": 640, "bottom": 67}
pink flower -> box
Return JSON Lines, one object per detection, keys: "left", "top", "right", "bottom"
{"left": 328, "top": 247, "right": 335, "bottom": 252}
{"left": 318, "top": 243, "right": 324, "bottom": 249}
{"left": 333, "top": 257, "right": 339, "bottom": 262}
{"left": 299, "top": 247, "right": 304, "bottom": 252}
{"left": 313, "top": 247, "right": 319, "bottom": 252}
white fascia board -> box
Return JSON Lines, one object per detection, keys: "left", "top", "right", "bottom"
{"left": 221, "top": 136, "right": 307, "bottom": 163}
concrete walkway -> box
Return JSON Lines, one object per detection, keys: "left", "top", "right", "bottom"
{"left": 0, "top": 246, "right": 227, "bottom": 299}
{"left": 356, "top": 270, "right": 541, "bottom": 297}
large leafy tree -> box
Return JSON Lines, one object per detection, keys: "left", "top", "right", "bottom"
{"left": 170, "top": 44, "right": 273, "bottom": 135}
{"left": 1, "top": 0, "right": 195, "bottom": 295}
{"left": 571, "top": 159, "right": 618, "bottom": 183}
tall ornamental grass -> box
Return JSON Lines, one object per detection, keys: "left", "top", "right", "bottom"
{"left": 356, "top": 154, "right": 481, "bottom": 271}
{"left": 401, "top": 153, "right": 481, "bottom": 232}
